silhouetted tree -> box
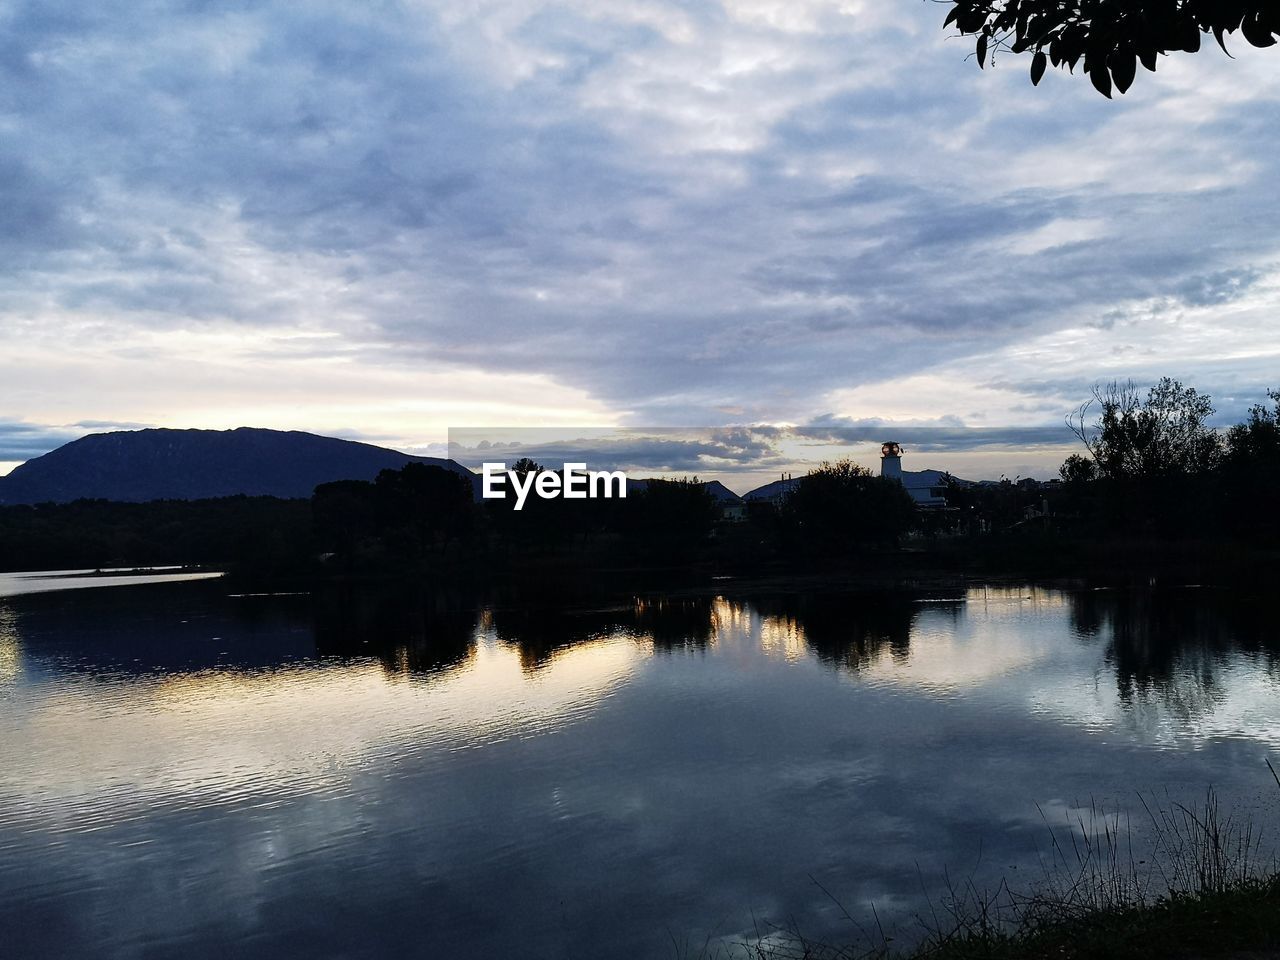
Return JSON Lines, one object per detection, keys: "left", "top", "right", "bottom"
{"left": 509, "top": 457, "right": 541, "bottom": 477}
{"left": 1069, "top": 378, "right": 1221, "bottom": 481}
{"left": 483, "top": 459, "right": 580, "bottom": 554}
{"left": 374, "top": 463, "right": 474, "bottom": 558}
{"left": 0, "top": 496, "right": 314, "bottom": 574}
{"left": 1057, "top": 453, "right": 1099, "bottom": 518}
{"left": 313, "top": 479, "right": 378, "bottom": 566}
{"left": 313, "top": 464, "right": 474, "bottom": 569}
{"left": 1061, "top": 377, "right": 1228, "bottom": 533}
{"left": 1059, "top": 453, "right": 1098, "bottom": 486}
{"left": 945, "top": 0, "right": 1279, "bottom": 96}
{"left": 941, "top": 472, "right": 1044, "bottom": 534}
{"left": 1221, "top": 388, "right": 1280, "bottom": 540}
{"left": 1225, "top": 389, "right": 1280, "bottom": 463}
{"left": 783, "top": 459, "right": 915, "bottom": 553}
{"left": 618, "top": 478, "right": 718, "bottom": 562}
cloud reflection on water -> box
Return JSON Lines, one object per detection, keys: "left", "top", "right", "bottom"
{"left": 1, "top": 579, "right": 1279, "bottom": 959}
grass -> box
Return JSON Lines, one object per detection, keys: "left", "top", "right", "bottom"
{"left": 700, "top": 765, "right": 1280, "bottom": 960}
{"left": 916, "top": 876, "right": 1280, "bottom": 960}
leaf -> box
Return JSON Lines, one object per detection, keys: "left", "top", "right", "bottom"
{"left": 977, "top": 33, "right": 988, "bottom": 67}
{"left": 1061, "top": 32, "right": 1085, "bottom": 69}
{"left": 1023, "top": 14, "right": 1048, "bottom": 46}
{"left": 1138, "top": 47, "right": 1158, "bottom": 72}
{"left": 1242, "top": 12, "right": 1277, "bottom": 47}
{"left": 1110, "top": 51, "right": 1137, "bottom": 93}
{"left": 1089, "top": 59, "right": 1113, "bottom": 98}
{"left": 1030, "top": 50, "right": 1047, "bottom": 84}
{"left": 1182, "top": 18, "right": 1202, "bottom": 53}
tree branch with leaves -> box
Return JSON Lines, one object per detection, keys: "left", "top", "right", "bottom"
{"left": 943, "top": 0, "right": 1279, "bottom": 96}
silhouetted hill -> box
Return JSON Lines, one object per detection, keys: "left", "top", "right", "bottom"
{"left": 744, "top": 477, "right": 801, "bottom": 502}
{"left": 0, "top": 428, "right": 478, "bottom": 504}
{"left": 701, "top": 480, "right": 743, "bottom": 503}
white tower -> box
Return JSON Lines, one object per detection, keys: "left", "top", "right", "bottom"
{"left": 880, "top": 441, "right": 903, "bottom": 481}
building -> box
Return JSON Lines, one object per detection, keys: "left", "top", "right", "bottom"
{"left": 740, "top": 449, "right": 962, "bottom": 511}
{"left": 880, "top": 441, "right": 952, "bottom": 509}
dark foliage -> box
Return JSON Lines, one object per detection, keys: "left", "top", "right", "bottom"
{"left": 940, "top": 472, "right": 1045, "bottom": 535}
{"left": 945, "top": 0, "right": 1280, "bottom": 96}
{"left": 1057, "top": 379, "right": 1278, "bottom": 541}
{"left": 313, "top": 463, "right": 475, "bottom": 570}
{"left": 1221, "top": 389, "right": 1280, "bottom": 542}
{"left": 782, "top": 458, "right": 916, "bottom": 554}
{"left": 615, "top": 477, "right": 719, "bottom": 562}
{"left": 0, "top": 496, "right": 313, "bottom": 575}
{"left": 481, "top": 460, "right": 591, "bottom": 555}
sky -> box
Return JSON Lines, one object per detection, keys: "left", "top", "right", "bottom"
{"left": 3, "top": 0, "right": 1279, "bottom": 483}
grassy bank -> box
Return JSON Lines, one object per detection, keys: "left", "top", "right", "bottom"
{"left": 718, "top": 779, "right": 1280, "bottom": 960}
{"left": 914, "top": 877, "right": 1280, "bottom": 960}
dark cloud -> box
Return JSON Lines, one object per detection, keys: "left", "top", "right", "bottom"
{"left": 1174, "top": 267, "right": 1265, "bottom": 307}
{"left": 797, "top": 416, "right": 1072, "bottom": 451}
{"left": 0, "top": 420, "right": 156, "bottom": 461}
{"left": 0, "top": 421, "right": 79, "bottom": 461}
{"left": 449, "top": 428, "right": 790, "bottom": 474}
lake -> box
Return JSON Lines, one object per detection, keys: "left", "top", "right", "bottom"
{"left": 1, "top": 575, "right": 1278, "bottom": 959}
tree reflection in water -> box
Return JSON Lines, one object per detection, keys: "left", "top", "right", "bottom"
{"left": 313, "top": 585, "right": 480, "bottom": 677}
{"left": 748, "top": 591, "right": 940, "bottom": 672}
{"left": 1068, "top": 587, "right": 1280, "bottom": 717}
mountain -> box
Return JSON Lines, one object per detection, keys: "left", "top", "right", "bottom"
{"left": 0, "top": 427, "right": 478, "bottom": 505}
{"left": 743, "top": 477, "right": 801, "bottom": 502}
{"left": 700, "top": 480, "right": 743, "bottom": 503}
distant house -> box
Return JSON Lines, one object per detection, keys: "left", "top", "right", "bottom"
{"left": 741, "top": 449, "right": 965, "bottom": 511}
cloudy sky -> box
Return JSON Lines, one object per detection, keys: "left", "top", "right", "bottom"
{"left": 3, "top": 0, "right": 1279, "bottom": 482}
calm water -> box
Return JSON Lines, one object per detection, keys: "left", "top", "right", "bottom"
{"left": 1, "top": 576, "right": 1279, "bottom": 959}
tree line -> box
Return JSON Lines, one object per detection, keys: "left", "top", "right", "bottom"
{"left": 1, "top": 377, "right": 1274, "bottom": 577}
{"left": 308, "top": 455, "right": 915, "bottom": 574}
{"left": 0, "top": 496, "right": 314, "bottom": 577}
{"left": 0, "top": 456, "right": 913, "bottom": 576}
